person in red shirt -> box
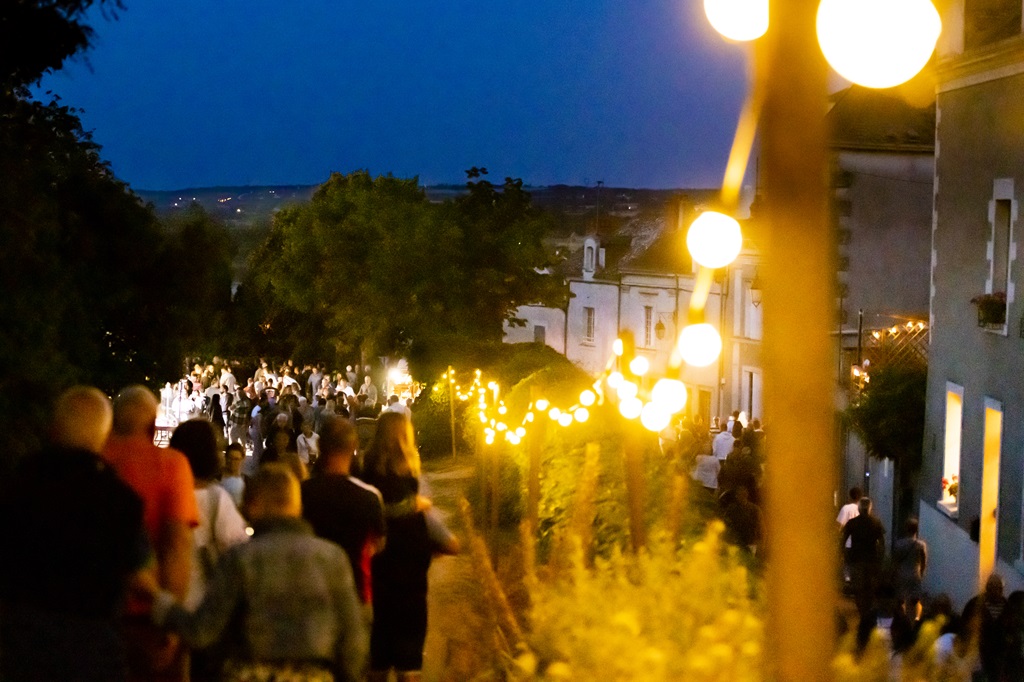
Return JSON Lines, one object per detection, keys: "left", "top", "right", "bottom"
{"left": 103, "top": 385, "right": 199, "bottom": 681}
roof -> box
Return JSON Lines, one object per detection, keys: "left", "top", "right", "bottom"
{"left": 618, "top": 223, "right": 692, "bottom": 275}
{"left": 827, "top": 86, "right": 935, "bottom": 153}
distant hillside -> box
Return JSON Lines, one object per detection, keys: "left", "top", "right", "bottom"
{"left": 136, "top": 183, "right": 723, "bottom": 233}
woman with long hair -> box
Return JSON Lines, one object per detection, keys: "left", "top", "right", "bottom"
{"left": 359, "top": 412, "right": 446, "bottom": 682}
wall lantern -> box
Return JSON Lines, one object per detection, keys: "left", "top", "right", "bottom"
{"left": 750, "top": 272, "right": 763, "bottom": 308}
{"left": 655, "top": 319, "right": 666, "bottom": 340}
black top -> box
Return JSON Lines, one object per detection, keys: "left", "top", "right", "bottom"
{"left": 0, "top": 446, "right": 149, "bottom": 618}
{"left": 843, "top": 514, "right": 886, "bottom": 564}
{"left": 301, "top": 473, "right": 385, "bottom": 601}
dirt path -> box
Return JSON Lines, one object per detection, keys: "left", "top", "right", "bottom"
{"left": 421, "top": 461, "right": 502, "bottom": 681}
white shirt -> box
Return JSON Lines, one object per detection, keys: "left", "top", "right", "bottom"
{"left": 837, "top": 501, "right": 860, "bottom": 549}
{"left": 296, "top": 432, "right": 320, "bottom": 464}
{"left": 187, "top": 484, "right": 250, "bottom": 610}
{"left": 692, "top": 454, "right": 721, "bottom": 490}
{"left": 837, "top": 501, "right": 859, "bottom": 528}
{"left": 386, "top": 402, "right": 411, "bottom": 418}
{"left": 712, "top": 430, "right": 735, "bottom": 460}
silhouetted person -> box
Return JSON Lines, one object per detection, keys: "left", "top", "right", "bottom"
{"left": 842, "top": 496, "right": 885, "bottom": 618}
{"left": 0, "top": 387, "right": 150, "bottom": 681}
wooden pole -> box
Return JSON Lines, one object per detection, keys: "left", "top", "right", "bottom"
{"left": 490, "top": 441, "right": 501, "bottom": 539}
{"left": 527, "top": 386, "right": 543, "bottom": 539}
{"left": 623, "top": 430, "right": 647, "bottom": 554}
{"left": 448, "top": 365, "right": 457, "bottom": 461}
{"left": 759, "top": 1, "right": 837, "bottom": 679}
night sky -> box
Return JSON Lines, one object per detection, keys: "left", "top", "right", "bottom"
{"left": 40, "top": 1, "right": 751, "bottom": 191}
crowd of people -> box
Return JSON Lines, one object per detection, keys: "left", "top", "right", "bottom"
{"left": 832, "top": 485, "right": 1024, "bottom": 680}
{"left": 0, "top": 358, "right": 457, "bottom": 682}
{"left": 663, "top": 410, "right": 767, "bottom": 555}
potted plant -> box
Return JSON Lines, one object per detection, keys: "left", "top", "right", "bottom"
{"left": 971, "top": 292, "right": 1007, "bottom": 327}
{"left": 942, "top": 475, "right": 959, "bottom": 502}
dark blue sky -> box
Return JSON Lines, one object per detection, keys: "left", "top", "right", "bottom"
{"left": 40, "top": 1, "right": 750, "bottom": 190}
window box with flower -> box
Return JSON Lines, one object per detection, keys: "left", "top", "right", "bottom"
{"left": 971, "top": 292, "right": 1007, "bottom": 328}
{"left": 938, "top": 474, "right": 959, "bottom": 518}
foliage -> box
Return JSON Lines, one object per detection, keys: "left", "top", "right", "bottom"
{"left": 1, "top": 0, "right": 123, "bottom": 95}
{"left": 243, "top": 169, "right": 561, "bottom": 372}
{"left": 846, "top": 362, "right": 927, "bottom": 471}
{"left": 0, "top": 96, "right": 234, "bottom": 464}
{"left": 512, "top": 524, "right": 763, "bottom": 681}
{"left": 508, "top": 523, "right": 947, "bottom": 681}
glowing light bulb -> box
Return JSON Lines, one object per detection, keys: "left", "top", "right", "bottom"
{"left": 629, "top": 356, "right": 650, "bottom": 376}
{"left": 817, "top": 0, "right": 941, "bottom": 89}
{"left": 677, "top": 324, "right": 723, "bottom": 367}
{"left": 496, "top": 422, "right": 507, "bottom": 432}
{"left": 704, "top": 0, "right": 769, "bottom": 41}
{"left": 617, "top": 381, "right": 639, "bottom": 401}
{"left": 641, "top": 402, "right": 672, "bottom": 433}
{"left": 486, "top": 434, "right": 495, "bottom": 445}
{"left": 507, "top": 433, "right": 521, "bottom": 445}
{"left": 548, "top": 407, "right": 561, "bottom": 420}
{"left": 536, "top": 398, "right": 550, "bottom": 411}
{"left": 479, "top": 412, "right": 488, "bottom": 423}
{"left": 558, "top": 413, "right": 573, "bottom": 427}
{"left": 516, "top": 427, "right": 526, "bottom": 438}
{"left": 608, "top": 372, "right": 624, "bottom": 389}
{"left": 574, "top": 407, "right": 590, "bottom": 423}
{"left": 613, "top": 338, "right": 624, "bottom": 356}
{"left": 579, "top": 389, "right": 596, "bottom": 407}
{"left": 652, "top": 379, "right": 688, "bottom": 414}
{"left": 619, "top": 397, "right": 643, "bottom": 420}
{"left": 498, "top": 405, "right": 507, "bottom": 415}
{"left": 525, "top": 411, "right": 535, "bottom": 423}
{"left": 687, "top": 212, "right": 743, "bottom": 269}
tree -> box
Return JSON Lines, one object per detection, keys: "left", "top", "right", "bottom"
{"left": 246, "top": 169, "right": 560, "bottom": 377}
{"left": 1, "top": 0, "right": 123, "bottom": 96}
{"left": 846, "top": 361, "right": 928, "bottom": 528}
{"left": 0, "top": 3, "right": 235, "bottom": 463}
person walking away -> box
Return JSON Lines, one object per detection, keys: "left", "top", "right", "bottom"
{"left": 712, "top": 420, "right": 734, "bottom": 461}
{"left": 302, "top": 417, "right": 386, "bottom": 608}
{"left": 102, "top": 385, "right": 199, "bottom": 681}
{"left": 228, "top": 388, "right": 251, "bottom": 448}
{"left": 149, "top": 464, "right": 368, "bottom": 682}
{"left": 723, "top": 484, "right": 764, "bottom": 555}
{"left": 842, "top": 496, "right": 885, "bottom": 620}
{"left": 837, "top": 487, "right": 863, "bottom": 591}
{"left": 0, "top": 386, "right": 151, "bottom": 682}
{"left": 964, "top": 572, "right": 1009, "bottom": 682}
{"left": 169, "top": 419, "right": 250, "bottom": 680}
{"left": 359, "top": 412, "right": 457, "bottom": 682}
{"left": 890, "top": 517, "right": 927, "bottom": 620}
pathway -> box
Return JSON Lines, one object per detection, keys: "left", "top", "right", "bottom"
{"left": 421, "top": 461, "right": 503, "bottom": 681}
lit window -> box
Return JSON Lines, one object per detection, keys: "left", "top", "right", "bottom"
{"left": 940, "top": 383, "right": 963, "bottom": 516}
{"left": 644, "top": 306, "right": 654, "bottom": 347}
{"left": 584, "top": 307, "right": 595, "bottom": 343}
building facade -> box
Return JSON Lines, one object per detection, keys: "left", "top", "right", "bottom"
{"left": 919, "top": 0, "right": 1024, "bottom": 607}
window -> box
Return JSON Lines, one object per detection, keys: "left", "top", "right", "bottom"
{"left": 534, "top": 325, "right": 546, "bottom": 345}
{"left": 643, "top": 306, "right": 654, "bottom": 347}
{"left": 980, "top": 398, "right": 1002, "bottom": 580}
{"left": 991, "top": 199, "right": 1011, "bottom": 295}
{"left": 984, "top": 183, "right": 1015, "bottom": 332}
{"left": 584, "top": 307, "right": 595, "bottom": 343}
{"left": 698, "top": 389, "right": 712, "bottom": 426}
{"left": 940, "top": 383, "right": 963, "bottom": 516}
{"left": 584, "top": 245, "right": 595, "bottom": 272}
